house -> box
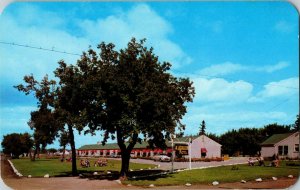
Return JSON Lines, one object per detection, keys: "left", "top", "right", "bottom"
{"left": 191, "top": 135, "right": 222, "bottom": 158}
{"left": 261, "top": 132, "right": 299, "bottom": 159}
{"left": 77, "top": 135, "right": 222, "bottom": 158}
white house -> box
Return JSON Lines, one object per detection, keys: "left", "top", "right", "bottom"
{"left": 173, "top": 135, "right": 222, "bottom": 158}
{"left": 261, "top": 132, "right": 299, "bottom": 159}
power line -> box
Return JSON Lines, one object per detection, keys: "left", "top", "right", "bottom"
{"left": 0, "top": 41, "right": 81, "bottom": 56}
{"left": 1, "top": 40, "right": 299, "bottom": 90}
{"left": 266, "top": 95, "right": 296, "bottom": 112}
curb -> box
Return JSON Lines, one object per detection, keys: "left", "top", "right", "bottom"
{"left": 7, "top": 159, "right": 23, "bottom": 177}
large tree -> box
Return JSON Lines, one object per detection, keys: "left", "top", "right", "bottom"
{"left": 1, "top": 133, "right": 33, "bottom": 158}
{"left": 54, "top": 62, "right": 88, "bottom": 175}
{"left": 15, "top": 75, "right": 62, "bottom": 161}
{"left": 73, "top": 38, "right": 195, "bottom": 178}
{"left": 261, "top": 123, "right": 291, "bottom": 138}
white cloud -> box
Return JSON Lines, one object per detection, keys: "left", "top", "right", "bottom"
{"left": 256, "top": 61, "right": 289, "bottom": 73}
{"left": 198, "top": 62, "right": 246, "bottom": 77}
{"left": 78, "top": 4, "right": 192, "bottom": 69}
{"left": 257, "top": 77, "right": 299, "bottom": 98}
{"left": 182, "top": 107, "right": 289, "bottom": 135}
{"left": 0, "top": 6, "right": 91, "bottom": 84}
{"left": 193, "top": 77, "right": 253, "bottom": 103}
{"left": 275, "top": 20, "right": 295, "bottom": 33}
{"left": 197, "top": 61, "right": 289, "bottom": 77}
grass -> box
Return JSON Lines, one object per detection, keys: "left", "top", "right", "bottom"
{"left": 10, "top": 157, "right": 156, "bottom": 177}
{"left": 124, "top": 161, "right": 300, "bottom": 186}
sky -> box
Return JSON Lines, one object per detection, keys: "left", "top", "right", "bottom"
{"left": 0, "top": 1, "right": 299, "bottom": 149}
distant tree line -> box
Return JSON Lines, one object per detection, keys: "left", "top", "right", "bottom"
{"left": 207, "top": 121, "right": 299, "bottom": 156}
{"left": 1, "top": 133, "right": 33, "bottom": 159}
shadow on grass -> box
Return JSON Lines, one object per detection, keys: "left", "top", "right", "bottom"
{"left": 55, "top": 169, "right": 172, "bottom": 181}
{"left": 127, "top": 169, "right": 171, "bottom": 181}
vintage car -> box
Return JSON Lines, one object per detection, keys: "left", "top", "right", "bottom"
{"left": 151, "top": 154, "right": 171, "bottom": 162}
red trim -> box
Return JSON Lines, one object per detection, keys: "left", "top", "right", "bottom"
{"left": 154, "top": 149, "right": 163, "bottom": 153}
{"left": 201, "top": 148, "right": 207, "bottom": 153}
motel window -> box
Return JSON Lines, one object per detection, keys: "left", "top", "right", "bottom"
{"left": 283, "top": 146, "right": 288, "bottom": 155}
{"left": 295, "top": 144, "right": 299, "bottom": 152}
{"left": 278, "top": 145, "right": 288, "bottom": 155}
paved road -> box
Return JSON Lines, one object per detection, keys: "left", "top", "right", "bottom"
{"left": 114, "top": 157, "right": 250, "bottom": 170}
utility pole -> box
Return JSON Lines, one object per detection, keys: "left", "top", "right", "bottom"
{"left": 170, "top": 134, "right": 176, "bottom": 173}
{"left": 189, "top": 137, "right": 192, "bottom": 170}
{"left": 171, "top": 137, "right": 174, "bottom": 173}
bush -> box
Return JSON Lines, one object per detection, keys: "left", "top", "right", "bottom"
{"left": 286, "top": 162, "right": 300, "bottom": 166}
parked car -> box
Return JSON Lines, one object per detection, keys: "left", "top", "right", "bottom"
{"left": 151, "top": 154, "right": 171, "bottom": 162}
{"left": 109, "top": 153, "right": 121, "bottom": 158}
{"left": 130, "top": 153, "right": 137, "bottom": 159}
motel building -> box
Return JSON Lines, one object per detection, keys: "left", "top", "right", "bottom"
{"left": 77, "top": 135, "right": 222, "bottom": 159}
{"left": 261, "top": 132, "right": 300, "bottom": 159}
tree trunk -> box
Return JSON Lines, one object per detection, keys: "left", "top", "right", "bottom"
{"left": 62, "top": 145, "right": 66, "bottom": 161}
{"left": 68, "top": 124, "right": 77, "bottom": 176}
{"left": 29, "top": 149, "right": 32, "bottom": 160}
{"left": 120, "top": 150, "right": 130, "bottom": 179}
{"left": 117, "top": 130, "right": 138, "bottom": 179}
{"left": 32, "top": 148, "right": 37, "bottom": 161}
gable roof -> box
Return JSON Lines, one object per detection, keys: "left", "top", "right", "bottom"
{"left": 261, "top": 133, "right": 294, "bottom": 146}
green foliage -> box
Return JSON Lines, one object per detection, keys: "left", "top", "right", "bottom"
{"left": 199, "top": 120, "right": 206, "bottom": 135}
{"left": 219, "top": 123, "right": 293, "bottom": 156}
{"left": 59, "top": 130, "right": 69, "bottom": 148}
{"left": 15, "top": 75, "right": 62, "bottom": 156}
{"left": 62, "top": 38, "right": 195, "bottom": 176}
{"left": 1, "top": 133, "right": 33, "bottom": 158}
{"left": 76, "top": 38, "right": 195, "bottom": 147}
{"left": 294, "top": 115, "right": 299, "bottom": 131}
{"left": 47, "top": 148, "right": 57, "bottom": 153}
{"left": 261, "top": 123, "right": 291, "bottom": 137}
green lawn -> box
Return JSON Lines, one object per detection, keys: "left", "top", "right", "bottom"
{"left": 125, "top": 161, "right": 300, "bottom": 186}
{"left": 11, "top": 157, "right": 156, "bottom": 177}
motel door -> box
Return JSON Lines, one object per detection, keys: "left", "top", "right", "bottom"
{"left": 201, "top": 148, "right": 207, "bottom": 158}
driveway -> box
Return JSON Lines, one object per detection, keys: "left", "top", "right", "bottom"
{"left": 125, "top": 157, "right": 249, "bottom": 170}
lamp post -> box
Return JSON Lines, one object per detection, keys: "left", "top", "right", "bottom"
{"left": 170, "top": 134, "right": 176, "bottom": 173}
{"left": 189, "top": 137, "right": 192, "bottom": 170}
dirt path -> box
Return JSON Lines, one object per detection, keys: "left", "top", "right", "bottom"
{"left": 1, "top": 155, "right": 299, "bottom": 189}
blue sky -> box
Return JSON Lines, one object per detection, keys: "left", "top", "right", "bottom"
{"left": 0, "top": 2, "right": 299, "bottom": 149}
